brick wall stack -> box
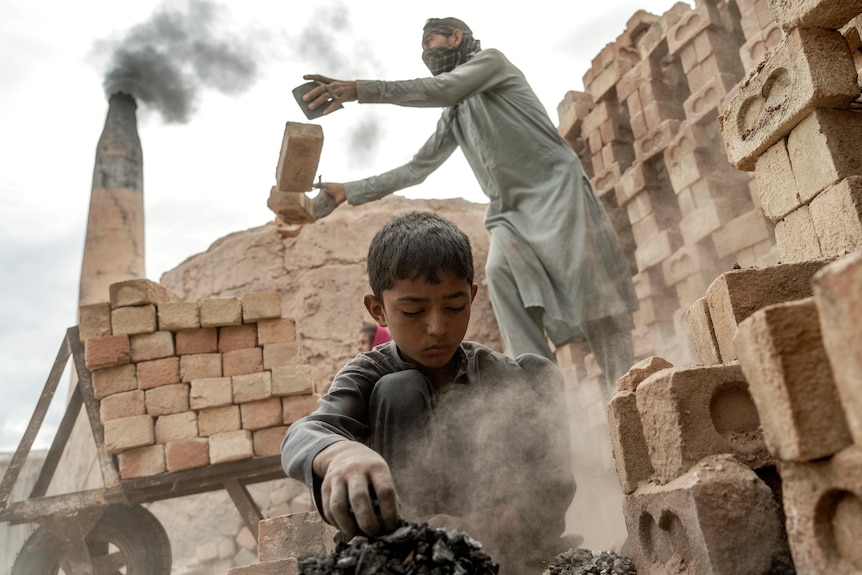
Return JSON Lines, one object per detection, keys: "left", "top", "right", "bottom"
{"left": 78, "top": 278, "right": 318, "bottom": 480}
{"left": 732, "top": 250, "right": 862, "bottom": 572}
{"left": 718, "top": 1, "right": 862, "bottom": 264}
{"left": 607, "top": 351, "right": 790, "bottom": 573}
{"left": 556, "top": 0, "right": 787, "bottom": 388}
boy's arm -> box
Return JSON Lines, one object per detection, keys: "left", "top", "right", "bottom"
{"left": 312, "top": 440, "right": 400, "bottom": 539}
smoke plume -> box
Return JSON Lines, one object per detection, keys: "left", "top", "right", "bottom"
{"left": 98, "top": 0, "right": 262, "bottom": 123}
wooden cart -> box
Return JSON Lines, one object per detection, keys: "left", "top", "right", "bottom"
{"left": 0, "top": 327, "right": 286, "bottom": 575}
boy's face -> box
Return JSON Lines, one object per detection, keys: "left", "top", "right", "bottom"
{"left": 365, "top": 270, "right": 477, "bottom": 372}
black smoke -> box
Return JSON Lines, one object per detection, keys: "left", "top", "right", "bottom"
{"left": 98, "top": 0, "right": 262, "bottom": 123}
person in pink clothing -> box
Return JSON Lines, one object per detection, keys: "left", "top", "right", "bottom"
{"left": 358, "top": 322, "right": 391, "bottom": 353}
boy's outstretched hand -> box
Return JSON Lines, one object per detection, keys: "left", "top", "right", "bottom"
{"left": 312, "top": 440, "right": 400, "bottom": 539}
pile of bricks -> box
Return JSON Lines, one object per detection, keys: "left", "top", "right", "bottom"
{"left": 555, "top": 0, "right": 862, "bottom": 512}
{"left": 719, "top": 3, "right": 862, "bottom": 263}
{"left": 78, "top": 278, "right": 318, "bottom": 479}
{"left": 557, "top": 0, "right": 779, "bottom": 374}
{"left": 603, "top": 5, "right": 862, "bottom": 571}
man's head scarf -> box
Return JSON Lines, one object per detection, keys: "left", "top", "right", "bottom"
{"left": 422, "top": 17, "right": 482, "bottom": 76}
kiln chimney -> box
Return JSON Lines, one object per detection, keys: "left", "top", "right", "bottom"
{"left": 78, "top": 91, "right": 145, "bottom": 307}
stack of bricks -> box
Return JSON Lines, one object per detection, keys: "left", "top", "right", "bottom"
{"left": 733, "top": 251, "right": 862, "bottom": 572}
{"left": 607, "top": 262, "right": 839, "bottom": 572}
{"left": 78, "top": 278, "right": 318, "bottom": 479}
{"left": 266, "top": 122, "right": 323, "bottom": 225}
{"left": 555, "top": 0, "right": 796, "bottom": 379}
{"left": 719, "top": 1, "right": 862, "bottom": 265}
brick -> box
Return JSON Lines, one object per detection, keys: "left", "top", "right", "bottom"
{"left": 78, "top": 302, "right": 112, "bottom": 340}
{"left": 175, "top": 327, "right": 218, "bottom": 355}
{"left": 666, "top": 1, "right": 723, "bottom": 55}
{"left": 779, "top": 445, "right": 862, "bottom": 574}
{"left": 272, "top": 365, "right": 314, "bottom": 397}
{"left": 719, "top": 28, "right": 859, "bottom": 171}
{"left": 275, "top": 122, "right": 323, "bottom": 193}
{"left": 788, "top": 108, "right": 862, "bottom": 202}
{"left": 608, "top": 390, "right": 654, "bottom": 494}
{"left": 705, "top": 259, "right": 832, "bottom": 362}
{"left": 157, "top": 301, "right": 200, "bottom": 331}
{"left": 662, "top": 241, "right": 720, "bottom": 286}
{"left": 809, "top": 177, "right": 862, "bottom": 256}
{"left": 200, "top": 297, "right": 242, "bottom": 328}
{"left": 136, "top": 357, "right": 180, "bottom": 390}
{"left": 241, "top": 291, "right": 282, "bottom": 323}
{"left": 635, "top": 229, "right": 682, "bottom": 271}
{"left": 233, "top": 371, "right": 273, "bottom": 403}
{"left": 623, "top": 455, "right": 789, "bottom": 574}
{"left": 735, "top": 298, "right": 852, "bottom": 461}
{"left": 263, "top": 342, "right": 300, "bottom": 369}
{"left": 268, "top": 189, "right": 314, "bottom": 225}
{"left": 111, "top": 305, "right": 157, "bottom": 335}
{"left": 117, "top": 444, "right": 165, "bottom": 479}
{"left": 199, "top": 405, "right": 241, "bottom": 436}
{"left": 754, "top": 137, "right": 802, "bottom": 222}
{"left": 813, "top": 251, "right": 862, "bottom": 445}
{"left": 165, "top": 437, "right": 210, "bottom": 471}
{"left": 616, "top": 356, "right": 674, "bottom": 393}
{"left": 240, "top": 397, "right": 283, "bottom": 430}
{"left": 129, "top": 331, "right": 174, "bottom": 362}
{"left": 219, "top": 324, "right": 257, "bottom": 352}
{"left": 679, "top": 198, "right": 740, "bottom": 245}
{"left": 775, "top": 205, "right": 823, "bottom": 263}
{"left": 103, "top": 414, "right": 154, "bottom": 454}
{"left": 257, "top": 317, "right": 297, "bottom": 344}
{"left": 154, "top": 411, "right": 198, "bottom": 443}
{"left": 253, "top": 426, "right": 289, "bottom": 457}
{"left": 145, "top": 383, "right": 189, "bottom": 417}
{"left": 109, "top": 279, "right": 179, "bottom": 308}
{"left": 91, "top": 363, "right": 137, "bottom": 399}
{"left": 740, "top": 22, "right": 785, "bottom": 71}
{"left": 683, "top": 73, "right": 738, "bottom": 126}
{"left": 209, "top": 429, "right": 254, "bottom": 464}
{"left": 189, "top": 376, "right": 233, "bottom": 409}
{"left": 180, "top": 353, "right": 222, "bottom": 382}
{"left": 258, "top": 512, "right": 337, "bottom": 563}
{"left": 637, "top": 363, "right": 771, "bottom": 482}
{"left": 283, "top": 395, "right": 319, "bottom": 425}
{"left": 767, "top": 0, "right": 862, "bottom": 32}
{"left": 586, "top": 50, "right": 637, "bottom": 101}
{"left": 636, "top": 119, "right": 681, "bottom": 161}
{"left": 711, "top": 208, "right": 774, "bottom": 259}
{"left": 84, "top": 334, "right": 130, "bottom": 370}
{"left": 100, "top": 389, "right": 145, "bottom": 421}
{"left": 556, "top": 90, "right": 594, "bottom": 143}
{"left": 223, "top": 347, "right": 263, "bottom": 376}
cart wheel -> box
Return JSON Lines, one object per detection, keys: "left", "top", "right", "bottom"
{"left": 12, "top": 503, "right": 172, "bottom": 575}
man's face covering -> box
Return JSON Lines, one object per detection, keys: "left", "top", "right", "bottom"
{"left": 421, "top": 17, "right": 481, "bottom": 76}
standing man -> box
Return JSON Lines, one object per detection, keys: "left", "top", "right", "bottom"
{"left": 304, "top": 17, "right": 638, "bottom": 389}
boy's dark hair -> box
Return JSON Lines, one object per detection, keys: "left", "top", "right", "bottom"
{"left": 367, "top": 211, "right": 474, "bottom": 300}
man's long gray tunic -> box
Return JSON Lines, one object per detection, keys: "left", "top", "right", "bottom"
{"left": 345, "top": 48, "right": 637, "bottom": 347}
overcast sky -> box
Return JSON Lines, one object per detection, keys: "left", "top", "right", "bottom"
{"left": 0, "top": 0, "right": 690, "bottom": 453}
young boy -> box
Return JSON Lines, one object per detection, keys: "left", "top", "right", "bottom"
{"left": 281, "top": 211, "right": 576, "bottom": 574}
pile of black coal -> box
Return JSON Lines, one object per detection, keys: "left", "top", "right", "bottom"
{"left": 546, "top": 548, "right": 637, "bottom": 575}
{"left": 297, "top": 521, "right": 499, "bottom": 574}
